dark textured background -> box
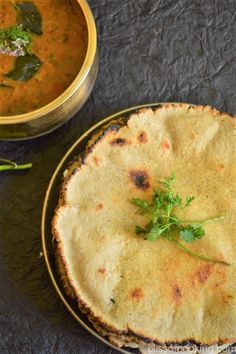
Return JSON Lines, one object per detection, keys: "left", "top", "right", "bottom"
{"left": 0, "top": 0, "right": 235, "bottom": 353}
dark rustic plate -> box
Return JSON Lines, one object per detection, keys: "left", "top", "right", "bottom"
{"left": 41, "top": 103, "right": 162, "bottom": 354}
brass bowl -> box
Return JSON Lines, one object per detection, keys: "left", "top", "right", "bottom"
{"left": 0, "top": 0, "right": 98, "bottom": 140}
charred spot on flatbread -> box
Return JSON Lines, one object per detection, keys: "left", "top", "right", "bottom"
{"left": 129, "top": 169, "right": 150, "bottom": 190}
{"left": 193, "top": 264, "right": 214, "bottom": 286}
{"left": 110, "top": 137, "right": 131, "bottom": 146}
{"left": 95, "top": 203, "right": 104, "bottom": 211}
{"left": 137, "top": 131, "right": 148, "bottom": 143}
{"left": 172, "top": 285, "right": 182, "bottom": 306}
{"left": 162, "top": 139, "right": 171, "bottom": 150}
{"left": 93, "top": 156, "right": 102, "bottom": 166}
{"left": 129, "top": 287, "right": 144, "bottom": 301}
{"left": 98, "top": 267, "right": 106, "bottom": 274}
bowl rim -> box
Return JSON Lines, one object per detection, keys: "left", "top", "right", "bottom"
{"left": 0, "top": 0, "right": 97, "bottom": 124}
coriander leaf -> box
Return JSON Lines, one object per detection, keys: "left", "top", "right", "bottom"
{"left": 180, "top": 225, "right": 205, "bottom": 243}
{"left": 160, "top": 172, "right": 176, "bottom": 188}
{"left": 135, "top": 225, "right": 146, "bottom": 235}
{"left": 5, "top": 54, "right": 42, "bottom": 81}
{"left": 153, "top": 197, "right": 162, "bottom": 209}
{"left": 0, "top": 25, "right": 31, "bottom": 56}
{"left": 160, "top": 176, "right": 175, "bottom": 191}
{"left": 153, "top": 191, "right": 165, "bottom": 206}
{"left": 132, "top": 198, "right": 150, "bottom": 214}
{"left": 192, "top": 226, "right": 205, "bottom": 239}
{"left": 165, "top": 193, "right": 182, "bottom": 206}
{"left": 15, "top": 2, "right": 43, "bottom": 35}
{"left": 174, "top": 194, "right": 182, "bottom": 206}
{"left": 179, "top": 228, "right": 195, "bottom": 243}
{"left": 184, "top": 196, "right": 195, "bottom": 208}
{"left": 132, "top": 172, "right": 228, "bottom": 266}
{"left": 146, "top": 224, "right": 165, "bottom": 241}
{"left": 132, "top": 198, "right": 148, "bottom": 209}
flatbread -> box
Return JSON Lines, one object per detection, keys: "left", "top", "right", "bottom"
{"left": 52, "top": 103, "right": 236, "bottom": 348}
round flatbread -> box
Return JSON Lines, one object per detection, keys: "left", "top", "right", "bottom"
{"left": 52, "top": 103, "right": 236, "bottom": 348}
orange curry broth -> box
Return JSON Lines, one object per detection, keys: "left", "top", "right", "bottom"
{"left": 0, "top": 0, "right": 88, "bottom": 116}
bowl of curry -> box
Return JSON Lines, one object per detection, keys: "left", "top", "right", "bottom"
{"left": 0, "top": 0, "right": 97, "bottom": 139}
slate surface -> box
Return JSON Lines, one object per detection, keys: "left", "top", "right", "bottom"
{"left": 0, "top": 0, "right": 235, "bottom": 353}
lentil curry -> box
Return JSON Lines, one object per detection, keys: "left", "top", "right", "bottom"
{"left": 0, "top": 0, "right": 88, "bottom": 116}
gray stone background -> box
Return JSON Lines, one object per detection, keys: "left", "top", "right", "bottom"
{"left": 0, "top": 0, "right": 235, "bottom": 353}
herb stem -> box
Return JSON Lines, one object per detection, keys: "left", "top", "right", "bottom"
{"left": 0, "top": 158, "right": 17, "bottom": 166}
{"left": 0, "top": 163, "right": 32, "bottom": 171}
{"left": 162, "top": 215, "right": 179, "bottom": 222}
{"left": 174, "top": 240, "right": 230, "bottom": 266}
{"left": 181, "top": 216, "right": 225, "bottom": 225}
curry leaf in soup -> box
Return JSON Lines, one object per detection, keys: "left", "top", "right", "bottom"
{"left": 5, "top": 54, "right": 43, "bottom": 81}
{"left": 15, "top": 2, "right": 43, "bottom": 35}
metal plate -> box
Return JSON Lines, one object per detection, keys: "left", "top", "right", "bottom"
{"left": 41, "top": 103, "right": 163, "bottom": 354}
{"left": 41, "top": 103, "right": 236, "bottom": 354}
